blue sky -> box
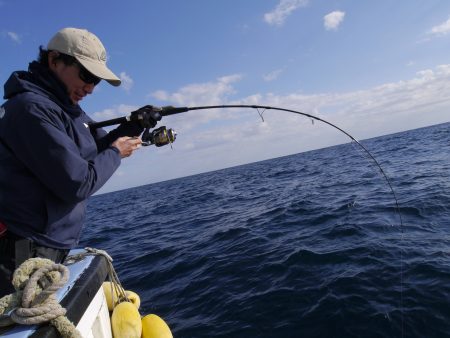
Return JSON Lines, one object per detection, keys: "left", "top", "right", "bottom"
{"left": 1, "top": 0, "right": 450, "bottom": 193}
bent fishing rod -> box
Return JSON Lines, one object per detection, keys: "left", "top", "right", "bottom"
{"left": 89, "top": 104, "right": 403, "bottom": 227}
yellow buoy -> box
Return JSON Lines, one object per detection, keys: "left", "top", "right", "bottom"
{"left": 141, "top": 314, "right": 173, "bottom": 338}
{"left": 125, "top": 290, "right": 141, "bottom": 310}
{"left": 103, "top": 282, "right": 141, "bottom": 311}
{"left": 103, "top": 281, "right": 120, "bottom": 311}
{"left": 111, "top": 301, "right": 142, "bottom": 338}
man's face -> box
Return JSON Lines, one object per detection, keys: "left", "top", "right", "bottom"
{"left": 49, "top": 53, "right": 98, "bottom": 105}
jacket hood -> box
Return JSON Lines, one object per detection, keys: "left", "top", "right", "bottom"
{"left": 3, "top": 61, "right": 83, "bottom": 117}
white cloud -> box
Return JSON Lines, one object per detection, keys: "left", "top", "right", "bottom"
{"left": 324, "top": 11, "right": 345, "bottom": 31}
{"left": 150, "top": 74, "right": 242, "bottom": 107}
{"left": 263, "top": 69, "right": 283, "bottom": 82}
{"left": 92, "top": 104, "right": 138, "bottom": 121}
{"left": 152, "top": 90, "right": 169, "bottom": 101}
{"left": 6, "top": 31, "right": 21, "bottom": 44}
{"left": 119, "top": 72, "right": 133, "bottom": 92}
{"left": 253, "top": 64, "right": 450, "bottom": 138}
{"left": 428, "top": 16, "right": 450, "bottom": 36}
{"left": 264, "top": 0, "right": 309, "bottom": 26}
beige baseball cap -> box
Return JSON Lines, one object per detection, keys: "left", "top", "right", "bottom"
{"left": 47, "top": 27, "right": 121, "bottom": 86}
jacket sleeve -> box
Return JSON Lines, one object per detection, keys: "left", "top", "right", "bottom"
{"left": 3, "top": 102, "right": 121, "bottom": 203}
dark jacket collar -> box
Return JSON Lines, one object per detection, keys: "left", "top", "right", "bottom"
{"left": 3, "top": 61, "right": 83, "bottom": 117}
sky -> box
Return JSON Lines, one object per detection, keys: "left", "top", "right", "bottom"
{"left": 1, "top": 0, "right": 450, "bottom": 193}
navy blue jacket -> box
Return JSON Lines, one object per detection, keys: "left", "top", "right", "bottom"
{"left": 0, "top": 62, "right": 142, "bottom": 249}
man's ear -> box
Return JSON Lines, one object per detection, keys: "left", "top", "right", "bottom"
{"left": 48, "top": 51, "right": 60, "bottom": 69}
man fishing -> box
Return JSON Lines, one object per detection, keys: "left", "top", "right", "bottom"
{"left": 0, "top": 27, "right": 159, "bottom": 296}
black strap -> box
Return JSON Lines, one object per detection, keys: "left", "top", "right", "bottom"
{"left": 14, "top": 238, "right": 33, "bottom": 267}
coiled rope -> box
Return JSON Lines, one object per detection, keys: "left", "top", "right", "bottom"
{"left": 0, "top": 248, "right": 126, "bottom": 337}
{"left": 0, "top": 257, "right": 81, "bottom": 337}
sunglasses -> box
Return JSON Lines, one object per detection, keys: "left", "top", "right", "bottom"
{"left": 75, "top": 61, "right": 101, "bottom": 86}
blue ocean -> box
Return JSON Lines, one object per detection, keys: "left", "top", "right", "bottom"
{"left": 81, "top": 122, "right": 450, "bottom": 337}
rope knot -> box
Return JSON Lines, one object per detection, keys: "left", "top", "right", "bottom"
{"left": 10, "top": 259, "right": 69, "bottom": 324}
{"left": 0, "top": 257, "right": 81, "bottom": 337}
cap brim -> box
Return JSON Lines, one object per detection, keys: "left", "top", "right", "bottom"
{"left": 76, "top": 57, "right": 121, "bottom": 87}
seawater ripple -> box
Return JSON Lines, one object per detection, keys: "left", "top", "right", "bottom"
{"left": 83, "top": 122, "right": 450, "bottom": 337}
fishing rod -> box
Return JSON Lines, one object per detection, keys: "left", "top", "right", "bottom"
{"left": 89, "top": 104, "right": 403, "bottom": 226}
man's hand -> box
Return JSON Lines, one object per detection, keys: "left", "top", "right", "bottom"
{"left": 112, "top": 137, "right": 142, "bottom": 158}
{"left": 130, "top": 105, "right": 162, "bottom": 128}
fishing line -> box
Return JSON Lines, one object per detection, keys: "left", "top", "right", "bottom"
{"left": 161, "top": 104, "right": 403, "bottom": 227}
